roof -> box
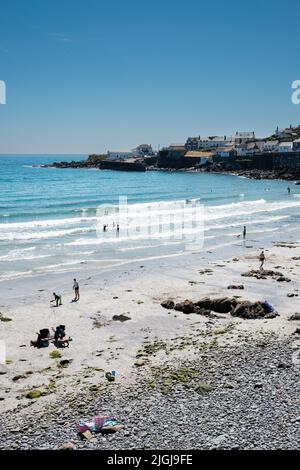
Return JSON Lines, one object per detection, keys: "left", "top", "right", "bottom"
{"left": 216, "top": 146, "right": 234, "bottom": 152}
{"left": 235, "top": 131, "right": 255, "bottom": 138}
{"left": 211, "top": 136, "right": 225, "bottom": 141}
{"left": 184, "top": 151, "right": 214, "bottom": 158}
{"left": 279, "top": 141, "right": 293, "bottom": 146}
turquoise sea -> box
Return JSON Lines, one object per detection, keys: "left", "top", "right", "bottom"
{"left": 0, "top": 155, "right": 300, "bottom": 282}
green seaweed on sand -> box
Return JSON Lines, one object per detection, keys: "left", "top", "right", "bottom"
{"left": 12, "top": 374, "right": 26, "bottom": 382}
{"left": 0, "top": 313, "right": 12, "bottom": 322}
{"left": 49, "top": 350, "right": 62, "bottom": 359}
{"left": 26, "top": 390, "right": 42, "bottom": 399}
{"left": 150, "top": 366, "right": 200, "bottom": 395}
{"left": 195, "top": 381, "right": 213, "bottom": 395}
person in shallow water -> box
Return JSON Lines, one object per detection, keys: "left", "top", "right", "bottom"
{"left": 259, "top": 251, "right": 266, "bottom": 270}
{"left": 287, "top": 187, "right": 291, "bottom": 194}
{"left": 50, "top": 293, "right": 62, "bottom": 307}
{"left": 73, "top": 278, "right": 80, "bottom": 301}
{"left": 243, "top": 226, "right": 247, "bottom": 239}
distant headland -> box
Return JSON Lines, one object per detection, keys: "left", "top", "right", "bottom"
{"left": 42, "top": 125, "right": 300, "bottom": 182}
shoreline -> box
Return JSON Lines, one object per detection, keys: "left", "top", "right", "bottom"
{"left": 41, "top": 160, "right": 300, "bottom": 183}
{"left": 0, "top": 241, "right": 300, "bottom": 449}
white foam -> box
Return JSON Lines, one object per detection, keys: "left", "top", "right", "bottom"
{"left": 0, "top": 226, "right": 94, "bottom": 241}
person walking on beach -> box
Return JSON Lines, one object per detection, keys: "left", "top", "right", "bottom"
{"left": 50, "top": 292, "right": 62, "bottom": 307}
{"left": 243, "top": 226, "right": 246, "bottom": 239}
{"left": 73, "top": 278, "right": 80, "bottom": 302}
{"left": 259, "top": 251, "right": 265, "bottom": 271}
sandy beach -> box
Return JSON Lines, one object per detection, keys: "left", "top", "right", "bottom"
{"left": 0, "top": 240, "right": 299, "bottom": 449}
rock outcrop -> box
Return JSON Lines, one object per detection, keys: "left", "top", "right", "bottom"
{"left": 161, "top": 297, "right": 279, "bottom": 320}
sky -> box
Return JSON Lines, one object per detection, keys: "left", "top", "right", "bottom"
{"left": 1, "top": 0, "right": 300, "bottom": 154}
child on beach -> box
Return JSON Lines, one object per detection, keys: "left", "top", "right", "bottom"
{"left": 50, "top": 293, "right": 62, "bottom": 307}
{"left": 73, "top": 278, "right": 80, "bottom": 301}
{"left": 259, "top": 251, "right": 265, "bottom": 270}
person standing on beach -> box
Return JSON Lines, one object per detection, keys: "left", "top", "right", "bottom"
{"left": 243, "top": 226, "right": 246, "bottom": 239}
{"left": 73, "top": 278, "right": 80, "bottom": 301}
{"left": 259, "top": 251, "right": 265, "bottom": 270}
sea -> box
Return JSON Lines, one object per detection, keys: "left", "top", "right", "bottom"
{"left": 0, "top": 155, "right": 299, "bottom": 283}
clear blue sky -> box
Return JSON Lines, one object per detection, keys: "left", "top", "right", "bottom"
{"left": 1, "top": 0, "right": 300, "bottom": 154}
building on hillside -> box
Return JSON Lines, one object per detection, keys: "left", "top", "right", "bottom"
{"left": 185, "top": 136, "right": 201, "bottom": 151}
{"left": 277, "top": 142, "right": 294, "bottom": 153}
{"left": 215, "top": 146, "right": 235, "bottom": 158}
{"left": 167, "top": 143, "right": 186, "bottom": 151}
{"left": 184, "top": 151, "right": 215, "bottom": 166}
{"left": 293, "top": 139, "right": 300, "bottom": 151}
{"left": 235, "top": 142, "right": 260, "bottom": 156}
{"left": 235, "top": 131, "right": 256, "bottom": 144}
{"left": 198, "top": 136, "right": 234, "bottom": 149}
{"left": 261, "top": 140, "right": 279, "bottom": 152}
{"left": 132, "top": 144, "right": 154, "bottom": 157}
{"left": 275, "top": 126, "right": 297, "bottom": 140}
{"left": 107, "top": 151, "right": 133, "bottom": 161}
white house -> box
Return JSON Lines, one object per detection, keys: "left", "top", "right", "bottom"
{"left": 215, "top": 147, "right": 235, "bottom": 158}
{"left": 107, "top": 151, "right": 133, "bottom": 161}
{"left": 235, "top": 131, "right": 256, "bottom": 144}
{"left": 277, "top": 142, "right": 294, "bottom": 153}
{"left": 261, "top": 140, "right": 279, "bottom": 152}
{"left": 132, "top": 144, "right": 154, "bottom": 157}
{"left": 293, "top": 139, "right": 300, "bottom": 151}
{"left": 235, "top": 143, "right": 259, "bottom": 156}
{"left": 198, "top": 136, "right": 234, "bottom": 149}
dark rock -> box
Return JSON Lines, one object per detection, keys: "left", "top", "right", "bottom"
{"left": 277, "top": 276, "right": 291, "bottom": 283}
{"left": 112, "top": 314, "right": 131, "bottom": 322}
{"left": 161, "top": 300, "right": 175, "bottom": 310}
{"left": 101, "top": 425, "right": 123, "bottom": 435}
{"left": 105, "top": 372, "right": 115, "bottom": 382}
{"left": 254, "top": 383, "right": 264, "bottom": 389}
{"left": 174, "top": 300, "right": 195, "bottom": 314}
{"left": 195, "top": 297, "right": 236, "bottom": 313}
{"left": 163, "top": 296, "right": 277, "bottom": 320}
{"left": 264, "top": 311, "right": 279, "bottom": 319}
{"left": 194, "top": 308, "right": 212, "bottom": 317}
{"left": 242, "top": 269, "right": 283, "bottom": 280}
{"left": 0, "top": 365, "right": 8, "bottom": 375}
{"left": 59, "top": 360, "right": 72, "bottom": 367}
{"left": 289, "top": 313, "right": 300, "bottom": 321}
